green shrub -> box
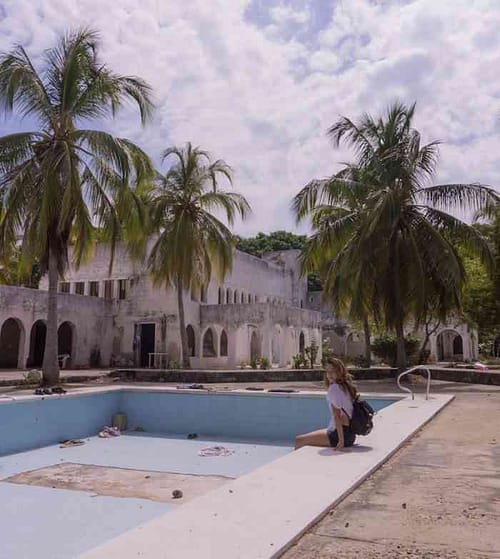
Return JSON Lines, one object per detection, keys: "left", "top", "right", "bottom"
{"left": 250, "top": 356, "right": 259, "bottom": 369}
{"left": 292, "top": 353, "right": 308, "bottom": 369}
{"left": 23, "top": 369, "right": 41, "bottom": 386}
{"left": 304, "top": 341, "right": 319, "bottom": 368}
{"left": 352, "top": 355, "right": 369, "bottom": 368}
{"left": 371, "top": 334, "right": 420, "bottom": 367}
{"left": 259, "top": 357, "right": 270, "bottom": 369}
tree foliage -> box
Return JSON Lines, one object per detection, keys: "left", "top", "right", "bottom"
{"left": 0, "top": 28, "right": 153, "bottom": 383}
{"left": 148, "top": 142, "right": 251, "bottom": 367}
{"left": 462, "top": 212, "right": 500, "bottom": 355}
{"left": 236, "top": 230, "right": 306, "bottom": 257}
{"left": 293, "top": 102, "right": 499, "bottom": 367}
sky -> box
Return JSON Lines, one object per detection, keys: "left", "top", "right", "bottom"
{"left": 0, "top": 0, "right": 499, "bottom": 235}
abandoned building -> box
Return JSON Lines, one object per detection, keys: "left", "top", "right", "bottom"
{"left": 0, "top": 243, "right": 477, "bottom": 370}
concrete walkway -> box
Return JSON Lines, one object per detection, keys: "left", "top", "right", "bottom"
{"left": 282, "top": 389, "right": 500, "bottom": 559}
{"left": 0, "top": 368, "right": 111, "bottom": 385}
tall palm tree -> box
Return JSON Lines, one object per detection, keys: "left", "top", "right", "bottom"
{"left": 294, "top": 164, "right": 377, "bottom": 366}
{"left": 148, "top": 143, "right": 251, "bottom": 368}
{"left": 295, "top": 102, "right": 499, "bottom": 368}
{"left": 0, "top": 29, "right": 154, "bottom": 384}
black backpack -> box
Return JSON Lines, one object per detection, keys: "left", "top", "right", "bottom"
{"left": 347, "top": 395, "right": 375, "bottom": 436}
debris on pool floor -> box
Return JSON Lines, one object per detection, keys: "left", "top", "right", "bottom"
{"left": 6, "top": 462, "right": 230, "bottom": 503}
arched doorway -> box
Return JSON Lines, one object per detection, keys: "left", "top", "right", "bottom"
{"left": 250, "top": 330, "right": 261, "bottom": 360}
{"left": 437, "top": 330, "right": 463, "bottom": 361}
{"left": 453, "top": 334, "right": 463, "bottom": 357}
{"left": 272, "top": 327, "right": 281, "bottom": 364}
{"left": 494, "top": 336, "right": 500, "bottom": 358}
{"left": 0, "top": 318, "right": 24, "bottom": 368}
{"left": 58, "top": 322, "right": 74, "bottom": 367}
{"left": 28, "top": 320, "right": 46, "bottom": 367}
{"left": 299, "top": 331, "right": 305, "bottom": 355}
{"left": 186, "top": 325, "right": 196, "bottom": 357}
{"left": 202, "top": 328, "right": 216, "bottom": 357}
{"left": 220, "top": 330, "right": 228, "bottom": 357}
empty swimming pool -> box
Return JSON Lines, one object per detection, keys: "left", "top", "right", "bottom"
{"left": 0, "top": 387, "right": 398, "bottom": 559}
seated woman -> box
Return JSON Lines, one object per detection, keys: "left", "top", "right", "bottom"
{"left": 295, "top": 356, "right": 357, "bottom": 451}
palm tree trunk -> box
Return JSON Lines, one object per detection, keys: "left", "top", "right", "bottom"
{"left": 362, "top": 314, "right": 371, "bottom": 367}
{"left": 42, "top": 247, "right": 60, "bottom": 385}
{"left": 176, "top": 276, "right": 190, "bottom": 368}
{"left": 395, "top": 319, "right": 406, "bottom": 369}
{"left": 392, "top": 234, "right": 407, "bottom": 369}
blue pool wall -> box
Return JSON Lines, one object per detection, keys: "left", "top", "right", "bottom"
{"left": 0, "top": 390, "right": 394, "bottom": 456}
{"left": 0, "top": 392, "right": 120, "bottom": 456}
{"left": 120, "top": 392, "right": 392, "bottom": 441}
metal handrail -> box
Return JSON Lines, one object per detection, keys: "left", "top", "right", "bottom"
{"left": 397, "top": 365, "right": 431, "bottom": 400}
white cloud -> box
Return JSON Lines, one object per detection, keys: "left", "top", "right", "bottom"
{"left": 0, "top": 0, "right": 498, "bottom": 236}
{"left": 270, "top": 4, "right": 311, "bottom": 25}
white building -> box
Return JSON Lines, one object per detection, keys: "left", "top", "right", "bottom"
{"left": 0, "top": 242, "right": 476, "bottom": 370}
{"left": 34, "top": 243, "right": 321, "bottom": 369}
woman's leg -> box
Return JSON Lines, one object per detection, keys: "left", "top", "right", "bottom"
{"left": 294, "top": 429, "right": 330, "bottom": 450}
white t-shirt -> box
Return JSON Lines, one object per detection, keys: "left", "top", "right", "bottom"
{"left": 326, "top": 383, "right": 353, "bottom": 431}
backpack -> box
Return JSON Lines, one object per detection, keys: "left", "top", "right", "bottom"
{"left": 347, "top": 395, "right": 375, "bottom": 436}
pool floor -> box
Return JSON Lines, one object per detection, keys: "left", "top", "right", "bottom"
{"left": 0, "top": 433, "right": 291, "bottom": 559}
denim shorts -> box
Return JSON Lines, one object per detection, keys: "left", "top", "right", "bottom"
{"left": 327, "top": 426, "right": 356, "bottom": 447}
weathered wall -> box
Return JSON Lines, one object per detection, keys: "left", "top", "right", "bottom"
{"left": 198, "top": 303, "right": 322, "bottom": 368}
{"left": 38, "top": 242, "right": 311, "bottom": 368}
{"left": 0, "top": 285, "right": 114, "bottom": 368}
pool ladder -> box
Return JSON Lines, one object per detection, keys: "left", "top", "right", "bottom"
{"left": 397, "top": 365, "right": 431, "bottom": 400}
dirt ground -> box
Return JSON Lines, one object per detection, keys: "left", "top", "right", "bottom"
{"left": 6, "top": 462, "right": 230, "bottom": 504}
{"left": 282, "top": 390, "right": 500, "bottom": 559}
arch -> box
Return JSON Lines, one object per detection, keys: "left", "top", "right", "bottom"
{"left": 28, "top": 320, "right": 47, "bottom": 367}
{"left": 453, "top": 334, "right": 463, "bottom": 356}
{"left": 226, "top": 288, "right": 232, "bottom": 304}
{"left": 272, "top": 327, "right": 281, "bottom": 364}
{"left": 299, "top": 331, "right": 305, "bottom": 355}
{"left": 437, "top": 329, "right": 463, "bottom": 361}
{"left": 218, "top": 287, "right": 224, "bottom": 305}
{"left": 0, "top": 318, "right": 24, "bottom": 368}
{"left": 250, "top": 330, "right": 261, "bottom": 360}
{"left": 57, "top": 321, "right": 75, "bottom": 366}
{"left": 186, "top": 325, "right": 196, "bottom": 357}
{"left": 234, "top": 290, "right": 238, "bottom": 304}
{"left": 202, "top": 328, "right": 217, "bottom": 357}
{"left": 240, "top": 292, "right": 245, "bottom": 304}
{"left": 220, "top": 329, "right": 228, "bottom": 357}
{"left": 494, "top": 335, "right": 500, "bottom": 358}
{"left": 247, "top": 293, "right": 252, "bottom": 304}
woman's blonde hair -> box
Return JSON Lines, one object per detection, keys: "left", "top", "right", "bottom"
{"left": 323, "top": 356, "right": 358, "bottom": 400}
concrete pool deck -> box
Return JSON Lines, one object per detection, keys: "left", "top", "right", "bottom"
{"left": 283, "top": 389, "right": 500, "bottom": 559}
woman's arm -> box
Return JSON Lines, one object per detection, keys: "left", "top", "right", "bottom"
{"left": 332, "top": 405, "right": 345, "bottom": 450}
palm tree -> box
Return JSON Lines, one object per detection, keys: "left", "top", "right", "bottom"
{"left": 148, "top": 143, "right": 251, "bottom": 368}
{"left": 0, "top": 29, "right": 154, "bottom": 384}
{"left": 295, "top": 102, "right": 499, "bottom": 368}
{"left": 294, "top": 164, "right": 377, "bottom": 366}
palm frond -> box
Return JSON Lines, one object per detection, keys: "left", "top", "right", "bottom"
{"left": 416, "top": 183, "right": 499, "bottom": 213}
